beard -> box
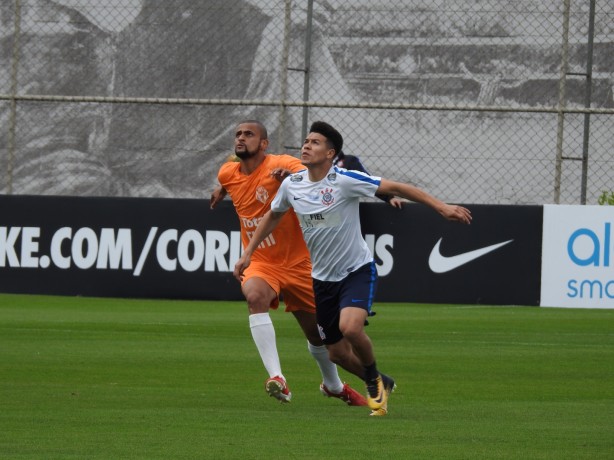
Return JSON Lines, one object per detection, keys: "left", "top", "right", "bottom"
{"left": 235, "top": 148, "right": 258, "bottom": 160}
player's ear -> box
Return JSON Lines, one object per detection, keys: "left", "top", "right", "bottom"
{"left": 260, "top": 137, "right": 269, "bottom": 150}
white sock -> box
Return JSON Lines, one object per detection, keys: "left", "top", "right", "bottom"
{"left": 249, "top": 313, "right": 283, "bottom": 379}
{"left": 308, "top": 341, "right": 343, "bottom": 394}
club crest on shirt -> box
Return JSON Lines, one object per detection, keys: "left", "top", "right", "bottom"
{"left": 255, "top": 185, "right": 269, "bottom": 204}
{"left": 320, "top": 188, "right": 334, "bottom": 206}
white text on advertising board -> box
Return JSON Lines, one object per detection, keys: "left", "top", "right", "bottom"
{"left": 0, "top": 226, "right": 394, "bottom": 276}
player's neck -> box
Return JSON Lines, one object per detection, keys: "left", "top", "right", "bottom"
{"left": 239, "top": 152, "right": 266, "bottom": 175}
{"left": 307, "top": 162, "right": 332, "bottom": 182}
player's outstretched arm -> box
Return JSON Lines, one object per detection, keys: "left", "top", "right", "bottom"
{"left": 233, "top": 210, "right": 286, "bottom": 281}
{"left": 377, "top": 179, "right": 472, "bottom": 224}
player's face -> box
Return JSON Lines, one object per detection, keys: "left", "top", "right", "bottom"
{"left": 301, "top": 133, "right": 335, "bottom": 166}
{"left": 234, "top": 124, "right": 265, "bottom": 159}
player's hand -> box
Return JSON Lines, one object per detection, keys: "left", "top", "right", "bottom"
{"left": 210, "top": 185, "right": 227, "bottom": 209}
{"left": 233, "top": 254, "right": 252, "bottom": 282}
{"left": 388, "top": 197, "right": 404, "bottom": 209}
{"left": 441, "top": 204, "right": 472, "bottom": 224}
{"left": 270, "top": 168, "right": 292, "bottom": 182}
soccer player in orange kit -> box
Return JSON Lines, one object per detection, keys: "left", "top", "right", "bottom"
{"left": 210, "top": 120, "right": 366, "bottom": 405}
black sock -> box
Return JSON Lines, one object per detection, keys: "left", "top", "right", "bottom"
{"left": 364, "top": 362, "right": 379, "bottom": 382}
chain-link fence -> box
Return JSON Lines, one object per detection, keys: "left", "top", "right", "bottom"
{"left": 1, "top": 0, "right": 613, "bottom": 204}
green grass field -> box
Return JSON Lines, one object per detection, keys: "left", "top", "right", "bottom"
{"left": 1, "top": 294, "right": 613, "bottom": 459}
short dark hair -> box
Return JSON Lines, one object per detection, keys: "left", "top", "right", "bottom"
{"left": 309, "top": 121, "right": 343, "bottom": 155}
{"left": 238, "top": 120, "right": 268, "bottom": 139}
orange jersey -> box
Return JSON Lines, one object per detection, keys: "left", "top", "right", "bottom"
{"left": 218, "top": 154, "right": 309, "bottom": 267}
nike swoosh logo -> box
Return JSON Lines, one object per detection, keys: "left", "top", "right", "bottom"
{"left": 368, "top": 378, "right": 385, "bottom": 407}
{"left": 428, "top": 238, "right": 513, "bottom": 273}
{"left": 293, "top": 196, "right": 302, "bottom": 200}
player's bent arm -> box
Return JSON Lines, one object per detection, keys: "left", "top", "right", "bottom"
{"left": 233, "top": 209, "right": 287, "bottom": 281}
{"left": 210, "top": 185, "right": 227, "bottom": 209}
{"left": 377, "top": 178, "right": 472, "bottom": 224}
{"left": 270, "top": 168, "right": 293, "bottom": 183}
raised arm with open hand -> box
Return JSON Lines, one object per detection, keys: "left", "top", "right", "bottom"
{"left": 377, "top": 179, "right": 472, "bottom": 224}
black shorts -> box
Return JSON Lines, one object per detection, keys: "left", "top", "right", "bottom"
{"left": 312, "top": 261, "right": 378, "bottom": 345}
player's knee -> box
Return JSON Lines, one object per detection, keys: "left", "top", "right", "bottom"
{"left": 244, "top": 291, "right": 270, "bottom": 313}
{"left": 339, "top": 323, "right": 363, "bottom": 341}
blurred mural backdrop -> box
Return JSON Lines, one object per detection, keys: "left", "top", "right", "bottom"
{"left": 1, "top": 0, "right": 613, "bottom": 204}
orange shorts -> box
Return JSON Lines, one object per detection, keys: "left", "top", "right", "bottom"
{"left": 242, "top": 258, "right": 315, "bottom": 313}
